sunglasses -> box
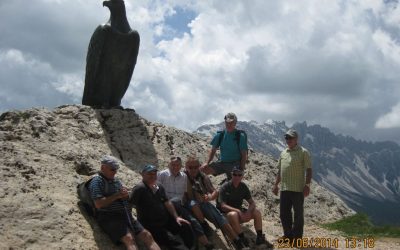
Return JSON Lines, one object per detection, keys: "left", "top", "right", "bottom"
{"left": 284, "top": 136, "right": 295, "bottom": 140}
{"left": 232, "top": 173, "right": 243, "bottom": 177}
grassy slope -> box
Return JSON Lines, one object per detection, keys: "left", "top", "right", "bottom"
{"left": 323, "top": 213, "right": 400, "bottom": 238}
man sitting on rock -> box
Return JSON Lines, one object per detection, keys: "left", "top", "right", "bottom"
{"left": 184, "top": 156, "right": 246, "bottom": 250}
{"left": 218, "top": 167, "right": 274, "bottom": 248}
{"left": 88, "top": 155, "right": 160, "bottom": 250}
{"left": 130, "top": 164, "right": 194, "bottom": 250}
{"left": 157, "top": 156, "right": 215, "bottom": 250}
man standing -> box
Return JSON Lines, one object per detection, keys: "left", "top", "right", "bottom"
{"left": 218, "top": 167, "right": 274, "bottom": 248}
{"left": 272, "top": 129, "right": 312, "bottom": 244}
{"left": 185, "top": 156, "right": 246, "bottom": 250}
{"left": 201, "top": 112, "right": 248, "bottom": 179}
{"left": 157, "top": 156, "right": 215, "bottom": 250}
{"left": 130, "top": 164, "right": 193, "bottom": 250}
{"left": 88, "top": 155, "right": 160, "bottom": 250}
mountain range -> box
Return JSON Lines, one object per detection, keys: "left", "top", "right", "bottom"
{"left": 196, "top": 120, "right": 400, "bottom": 226}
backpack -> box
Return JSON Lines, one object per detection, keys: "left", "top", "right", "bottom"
{"left": 185, "top": 171, "right": 209, "bottom": 201}
{"left": 77, "top": 173, "right": 110, "bottom": 217}
{"left": 216, "top": 129, "right": 248, "bottom": 161}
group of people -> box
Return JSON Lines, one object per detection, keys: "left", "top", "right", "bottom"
{"left": 88, "top": 112, "right": 312, "bottom": 250}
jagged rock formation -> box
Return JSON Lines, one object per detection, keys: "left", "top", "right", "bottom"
{"left": 0, "top": 105, "right": 353, "bottom": 249}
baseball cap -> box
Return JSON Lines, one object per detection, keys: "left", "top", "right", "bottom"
{"left": 285, "top": 129, "right": 298, "bottom": 138}
{"left": 231, "top": 166, "right": 243, "bottom": 174}
{"left": 101, "top": 155, "right": 120, "bottom": 170}
{"left": 224, "top": 112, "right": 237, "bottom": 123}
{"left": 141, "top": 164, "right": 158, "bottom": 173}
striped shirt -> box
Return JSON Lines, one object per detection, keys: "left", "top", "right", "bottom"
{"left": 278, "top": 145, "right": 312, "bottom": 192}
{"left": 157, "top": 169, "right": 187, "bottom": 200}
{"left": 88, "top": 174, "right": 126, "bottom": 212}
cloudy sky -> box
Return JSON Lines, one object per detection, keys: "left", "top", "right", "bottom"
{"left": 1, "top": 0, "right": 399, "bottom": 143}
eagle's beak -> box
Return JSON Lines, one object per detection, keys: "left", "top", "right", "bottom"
{"left": 103, "top": 1, "right": 111, "bottom": 7}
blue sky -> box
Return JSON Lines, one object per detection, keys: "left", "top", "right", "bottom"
{"left": 0, "top": 0, "right": 400, "bottom": 143}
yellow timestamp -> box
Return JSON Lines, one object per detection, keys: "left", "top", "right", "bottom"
{"left": 277, "top": 237, "right": 340, "bottom": 248}
{"left": 276, "top": 237, "right": 375, "bottom": 248}
{"left": 345, "top": 237, "right": 375, "bottom": 248}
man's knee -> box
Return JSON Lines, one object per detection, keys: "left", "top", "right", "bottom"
{"left": 253, "top": 208, "right": 262, "bottom": 218}
{"left": 227, "top": 211, "right": 239, "bottom": 221}
{"left": 138, "top": 229, "right": 155, "bottom": 244}
{"left": 192, "top": 203, "right": 207, "bottom": 221}
{"left": 121, "top": 232, "right": 135, "bottom": 246}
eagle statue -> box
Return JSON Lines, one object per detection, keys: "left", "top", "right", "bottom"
{"left": 82, "top": 0, "right": 140, "bottom": 108}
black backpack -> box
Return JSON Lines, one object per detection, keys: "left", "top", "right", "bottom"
{"left": 77, "top": 174, "right": 110, "bottom": 217}
{"left": 216, "top": 129, "right": 248, "bottom": 161}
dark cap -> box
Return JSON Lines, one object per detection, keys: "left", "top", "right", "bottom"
{"left": 231, "top": 166, "right": 243, "bottom": 174}
{"left": 101, "top": 155, "right": 120, "bottom": 170}
{"left": 141, "top": 164, "right": 158, "bottom": 173}
{"left": 224, "top": 112, "right": 237, "bottom": 123}
{"left": 285, "top": 129, "right": 298, "bottom": 138}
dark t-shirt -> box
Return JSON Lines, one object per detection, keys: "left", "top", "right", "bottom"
{"left": 130, "top": 182, "right": 169, "bottom": 228}
{"left": 218, "top": 181, "right": 251, "bottom": 209}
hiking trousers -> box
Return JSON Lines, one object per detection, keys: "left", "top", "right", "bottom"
{"left": 142, "top": 215, "right": 194, "bottom": 250}
{"left": 280, "top": 191, "right": 304, "bottom": 238}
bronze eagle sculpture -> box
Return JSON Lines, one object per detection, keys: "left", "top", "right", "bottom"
{"left": 82, "top": 0, "right": 140, "bottom": 108}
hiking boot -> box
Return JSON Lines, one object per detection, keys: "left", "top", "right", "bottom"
{"left": 256, "top": 234, "right": 274, "bottom": 248}
{"left": 233, "top": 238, "right": 244, "bottom": 250}
{"left": 239, "top": 234, "right": 250, "bottom": 247}
{"left": 204, "top": 243, "right": 215, "bottom": 250}
{"left": 201, "top": 221, "right": 213, "bottom": 238}
{"left": 256, "top": 234, "right": 266, "bottom": 245}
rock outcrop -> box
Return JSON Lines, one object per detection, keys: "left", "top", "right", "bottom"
{"left": 0, "top": 105, "right": 354, "bottom": 249}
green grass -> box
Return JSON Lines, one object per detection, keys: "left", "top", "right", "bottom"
{"left": 323, "top": 213, "right": 400, "bottom": 238}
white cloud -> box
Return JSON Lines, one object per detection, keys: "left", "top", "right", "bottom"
{"left": 376, "top": 103, "right": 400, "bottom": 129}
{"left": 1, "top": 0, "right": 400, "bottom": 143}
{"left": 0, "top": 49, "right": 74, "bottom": 111}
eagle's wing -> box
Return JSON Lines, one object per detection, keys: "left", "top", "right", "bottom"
{"left": 121, "top": 30, "right": 140, "bottom": 95}
{"left": 82, "top": 25, "right": 108, "bottom": 105}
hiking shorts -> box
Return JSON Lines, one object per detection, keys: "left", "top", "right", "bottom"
{"left": 97, "top": 210, "right": 144, "bottom": 243}
{"left": 209, "top": 161, "right": 240, "bottom": 177}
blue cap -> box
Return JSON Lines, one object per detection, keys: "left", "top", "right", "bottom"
{"left": 101, "top": 155, "right": 120, "bottom": 170}
{"left": 141, "top": 164, "right": 158, "bottom": 173}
